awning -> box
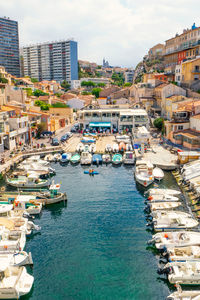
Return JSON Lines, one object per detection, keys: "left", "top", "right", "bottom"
{"left": 89, "top": 122, "right": 111, "bottom": 127}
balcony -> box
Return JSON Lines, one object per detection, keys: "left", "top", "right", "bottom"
{"left": 192, "top": 69, "right": 200, "bottom": 73}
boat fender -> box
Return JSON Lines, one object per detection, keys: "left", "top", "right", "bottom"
{"left": 164, "top": 233, "right": 169, "bottom": 239}
{"left": 144, "top": 181, "right": 147, "bottom": 186}
{"left": 148, "top": 196, "right": 153, "bottom": 200}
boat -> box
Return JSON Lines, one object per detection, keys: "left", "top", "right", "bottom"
{"left": 0, "top": 251, "right": 33, "bottom": 267}
{"left": 0, "top": 265, "right": 34, "bottom": 299}
{"left": 148, "top": 231, "right": 200, "bottom": 250}
{"left": 135, "top": 160, "right": 154, "bottom": 187}
{"left": 165, "top": 245, "right": 200, "bottom": 262}
{"left": 119, "top": 142, "right": 126, "bottom": 152}
{"left": 13, "top": 195, "right": 42, "bottom": 215}
{"left": 167, "top": 285, "right": 200, "bottom": 300}
{"left": 153, "top": 167, "right": 164, "bottom": 181}
{"left": 70, "top": 153, "right": 80, "bottom": 164}
{"left": 158, "top": 261, "right": 200, "bottom": 285}
{"left": 123, "top": 151, "right": 135, "bottom": 165}
{"left": 146, "top": 188, "right": 181, "bottom": 196}
{"left": 149, "top": 211, "right": 198, "bottom": 232}
{"left": 60, "top": 153, "right": 71, "bottom": 163}
{"left": 112, "top": 154, "right": 123, "bottom": 165}
{"left": 89, "top": 144, "right": 96, "bottom": 153}
{"left": 25, "top": 157, "right": 49, "bottom": 166}
{"left": 6, "top": 174, "right": 49, "bottom": 189}
{"left": 84, "top": 170, "right": 99, "bottom": 175}
{"left": 17, "top": 163, "right": 55, "bottom": 176}
{"left": 92, "top": 154, "right": 102, "bottom": 165}
{"left": 102, "top": 154, "right": 111, "bottom": 164}
{"left": 0, "top": 216, "right": 40, "bottom": 236}
{"left": 76, "top": 143, "right": 84, "bottom": 152}
{"left": 84, "top": 144, "right": 90, "bottom": 152}
{"left": 112, "top": 143, "right": 119, "bottom": 153}
{"left": 44, "top": 154, "right": 54, "bottom": 162}
{"left": 0, "top": 227, "right": 26, "bottom": 252}
{"left": 126, "top": 144, "right": 133, "bottom": 151}
{"left": 105, "top": 144, "right": 112, "bottom": 153}
{"left": 53, "top": 153, "right": 62, "bottom": 162}
{"left": 80, "top": 152, "right": 92, "bottom": 165}
{"left": 147, "top": 201, "right": 182, "bottom": 212}
{"left": 81, "top": 137, "right": 95, "bottom": 143}
{"left": 147, "top": 194, "right": 180, "bottom": 202}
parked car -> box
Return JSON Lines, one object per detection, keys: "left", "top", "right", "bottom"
{"left": 41, "top": 131, "right": 53, "bottom": 138}
{"left": 60, "top": 135, "right": 68, "bottom": 142}
{"left": 51, "top": 138, "right": 59, "bottom": 146}
{"left": 66, "top": 132, "right": 73, "bottom": 138}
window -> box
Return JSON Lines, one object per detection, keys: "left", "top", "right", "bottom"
{"left": 178, "top": 125, "right": 183, "bottom": 130}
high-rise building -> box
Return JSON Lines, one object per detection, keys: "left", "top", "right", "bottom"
{"left": 22, "top": 40, "right": 78, "bottom": 82}
{"left": 0, "top": 17, "right": 20, "bottom": 77}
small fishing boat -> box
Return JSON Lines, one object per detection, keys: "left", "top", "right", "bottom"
{"left": 112, "top": 143, "right": 119, "bottom": 153}
{"left": 146, "top": 188, "right": 181, "bottom": 196}
{"left": 17, "top": 163, "right": 55, "bottom": 176}
{"left": 112, "top": 154, "right": 123, "bottom": 165}
{"left": 105, "top": 144, "right": 112, "bottom": 152}
{"left": 13, "top": 195, "right": 42, "bottom": 215}
{"left": 158, "top": 261, "right": 200, "bottom": 285}
{"left": 80, "top": 152, "right": 92, "bottom": 165}
{"left": 92, "top": 154, "right": 102, "bottom": 165}
{"left": 135, "top": 160, "right": 154, "bottom": 187}
{"left": 167, "top": 285, "right": 200, "bottom": 300}
{"left": 165, "top": 245, "right": 200, "bottom": 262}
{"left": 102, "top": 154, "right": 111, "bottom": 164}
{"left": 0, "top": 265, "right": 34, "bottom": 299}
{"left": 44, "top": 154, "right": 54, "bottom": 162}
{"left": 37, "top": 183, "right": 67, "bottom": 205}
{"left": 147, "top": 194, "right": 180, "bottom": 202}
{"left": 0, "top": 227, "right": 26, "bottom": 252}
{"left": 153, "top": 167, "right": 164, "bottom": 181}
{"left": 70, "top": 153, "right": 80, "bottom": 164}
{"left": 53, "top": 153, "right": 62, "bottom": 162}
{"left": 26, "top": 156, "right": 49, "bottom": 166}
{"left": 147, "top": 201, "right": 182, "bottom": 212}
{"left": 84, "top": 170, "right": 99, "bottom": 175}
{"left": 60, "top": 153, "right": 71, "bottom": 164}
{"left": 126, "top": 144, "right": 133, "bottom": 151}
{"left": 148, "top": 231, "right": 200, "bottom": 250}
{"left": 0, "top": 251, "right": 33, "bottom": 267}
{"left": 76, "top": 143, "right": 84, "bottom": 152}
{"left": 89, "top": 144, "right": 96, "bottom": 153}
{"left": 119, "top": 142, "right": 126, "bottom": 152}
{"left": 6, "top": 174, "right": 49, "bottom": 189}
{"left": 123, "top": 151, "right": 135, "bottom": 165}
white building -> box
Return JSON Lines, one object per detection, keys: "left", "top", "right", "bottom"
{"left": 7, "top": 116, "right": 29, "bottom": 150}
{"left": 78, "top": 107, "right": 149, "bottom": 132}
{"left": 175, "top": 64, "right": 182, "bottom": 85}
{"left": 80, "top": 77, "right": 110, "bottom": 85}
{"left": 70, "top": 80, "right": 81, "bottom": 89}
{"left": 124, "top": 70, "right": 134, "bottom": 83}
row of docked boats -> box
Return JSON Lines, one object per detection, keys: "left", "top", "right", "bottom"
{"left": 134, "top": 160, "right": 164, "bottom": 187}
{"left": 144, "top": 187, "right": 200, "bottom": 299}
{"left": 0, "top": 155, "right": 68, "bottom": 298}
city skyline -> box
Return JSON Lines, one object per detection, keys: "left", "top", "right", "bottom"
{"left": 0, "top": 0, "right": 200, "bottom": 67}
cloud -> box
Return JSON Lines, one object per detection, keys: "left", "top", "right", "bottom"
{"left": 0, "top": 0, "right": 200, "bottom": 67}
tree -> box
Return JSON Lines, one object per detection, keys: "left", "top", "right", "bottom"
{"left": 153, "top": 118, "right": 164, "bottom": 132}
{"left": 0, "top": 77, "right": 8, "bottom": 84}
{"left": 124, "top": 82, "right": 132, "bottom": 87}
{"left": 61, "top": 80, "right": 70, "bottom": 91}
{"left": 36, "top": 122, "right": 46, "bottom": 137}
{"left": 81, "top": 81, "right": 96, "bottom": 88}
{"left": 91, "top": 87, "right": 102, "bottom": 98}
{"left": 97, "top": 82, "right": 105, "bottom": 87}
{"left": 51, "top": 102, "right": 69, "bottom": 108}
{"left": 81, "top": 91, "right": 92, "bottom": 95}
{"left": 23, "top": 88, "right": 33, "bottom": 97}
{"left": 33, "top": 89, "right": 49, "bottom": 97}
{"left": 34, "top": 100, "right": 50, "bottom": 110}
{"left": 31, "top": 78, "right": 38, "bottom": 83}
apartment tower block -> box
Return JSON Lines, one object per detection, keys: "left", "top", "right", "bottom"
{"left": 0, "top": 17, "right": 20, "bottom": 77}
{"left": 22, "top": 40, "right": 78, "bottom": 82}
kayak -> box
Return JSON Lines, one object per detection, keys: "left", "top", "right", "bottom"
{"left": 84, "top": 171, "right": 99, "bottom": 175}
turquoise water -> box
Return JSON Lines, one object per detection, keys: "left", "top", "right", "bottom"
{"left": 23, "top": 164, "right": 178, "bottom": 300}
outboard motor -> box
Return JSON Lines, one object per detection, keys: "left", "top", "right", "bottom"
{"left": 157, "top": 266, "right": 172, "bottom": 275}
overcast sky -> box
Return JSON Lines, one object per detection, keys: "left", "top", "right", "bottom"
{"left": 1, "top": 0, "right": 200, "bottom": 67}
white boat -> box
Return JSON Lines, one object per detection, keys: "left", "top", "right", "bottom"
{"left": 24, "top": 157, "right": 49, "bottom": 166}
{"left": 76, "top": 143, "right": 84, "bottom": 152}
{"left": 80, "top": 152, "right": 92, "bottom": 165}
{"left": 0, "top": 265, "right": 34, "bottom": 299}
{"left": 135, "top": 160, "right": 154, "bottom": 187}
{"left": 112, "top": 143, "right": 119, "bottom": 153}
{"left": 102, "top": 154, "right": 111, "bottom": 164}
{"left": 0, "top": 227, "right": 26, "bottom": 252}
{"left": 105, "top": 144, "right": 112, "bottom": 152}
{"left": 0, "top": 251, "right": 33, "bottom": 267}
{"left": 123, "top": 151, "right": 135, "bottom": 165}
{"left": 6, "top": 174, "right": 49, "bottom": 189}
{"left": 148, "top": 201, "right": 182, "bottom": 212}
{"left": 167, "top": 285, "right": 200, "bottom": 300}
{"left": 153, "top": 167, "right": 164, "bottom": 181}
{"left": 160, "top": 261, "right": 200, "bottom": 285}
{"left": 53, "top": 153, "right": 62, "bottom": 162}
{"left": 0, "top": 217, "right": 40, "bottom": 236}
{"left": 147, "top": 194, "right": 180, "bottom": 202}
{"left": 148, "top": 231, "right": 200, "bottom": 250}
{"left": 13, "top": 195, "right": 42, "bottom": 215}
{"left": 44, "top": 154, "right": 54, "bottom": 162}
{"left": 89, "top": 144, "right": 96, "bottom": 153}
{"left": 84, "top": 145, "right": 90, "bottom": 152}
{"left": 126, "top": 144, "right": 133, "bottom": 151}
{"left": 151, "top": 211, "right": 198, "bottom": 232}
{"left": 146, "top": 188, "right": 181, "bottom": 196}
{"left": 166, "top": 245, "right": 200, "bottom": 262}
{"left": 17, "top": 163, "right": 55, "bottom": 176}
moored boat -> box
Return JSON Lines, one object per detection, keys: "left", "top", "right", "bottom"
{"left": 102, "top": 154, "right": 111, "bottom": 164}
{"left": 60, "top": 153, "right": 71, "bottom": 163}
{"left": 135, "top": 160, "right": 154, "bottom": 187}
{"left": 147, "top": 201, "right": 181, "bottom": 212}
{"left": 92, "top": 154, "right": 102, "bottom": 165}
{"left": 153, "top": 167, "right": 164, "bottom": 181}
{"left": 112, "top": 154, "right": 123, "bottom": 165}
{"left": 70, "top": 153, "right": 81, "bottom": 164}
{"left": 112, "top": 143, "right": 119, "bottom": 153}
{"left": 6, "top": 174, "right": 49, "bottom": 189}
{"left": 119, "top": 142, "right": 126, "bottom": 152}
{"left": 123, "top": 151, "right": 135, "bottom": 165}
{"left": 146, "top": 188, "right": 181, "bottom": 196}
{"left": 80, "top": 152, "right": 92, "bottom": 165}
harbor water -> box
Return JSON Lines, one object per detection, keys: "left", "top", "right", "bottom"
{"left": 23, "top": 164, "right": 179, "bottom": 300}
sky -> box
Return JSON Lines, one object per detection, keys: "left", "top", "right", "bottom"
{"left": 1, "top": 0, "right": 200, "bottom": 68}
